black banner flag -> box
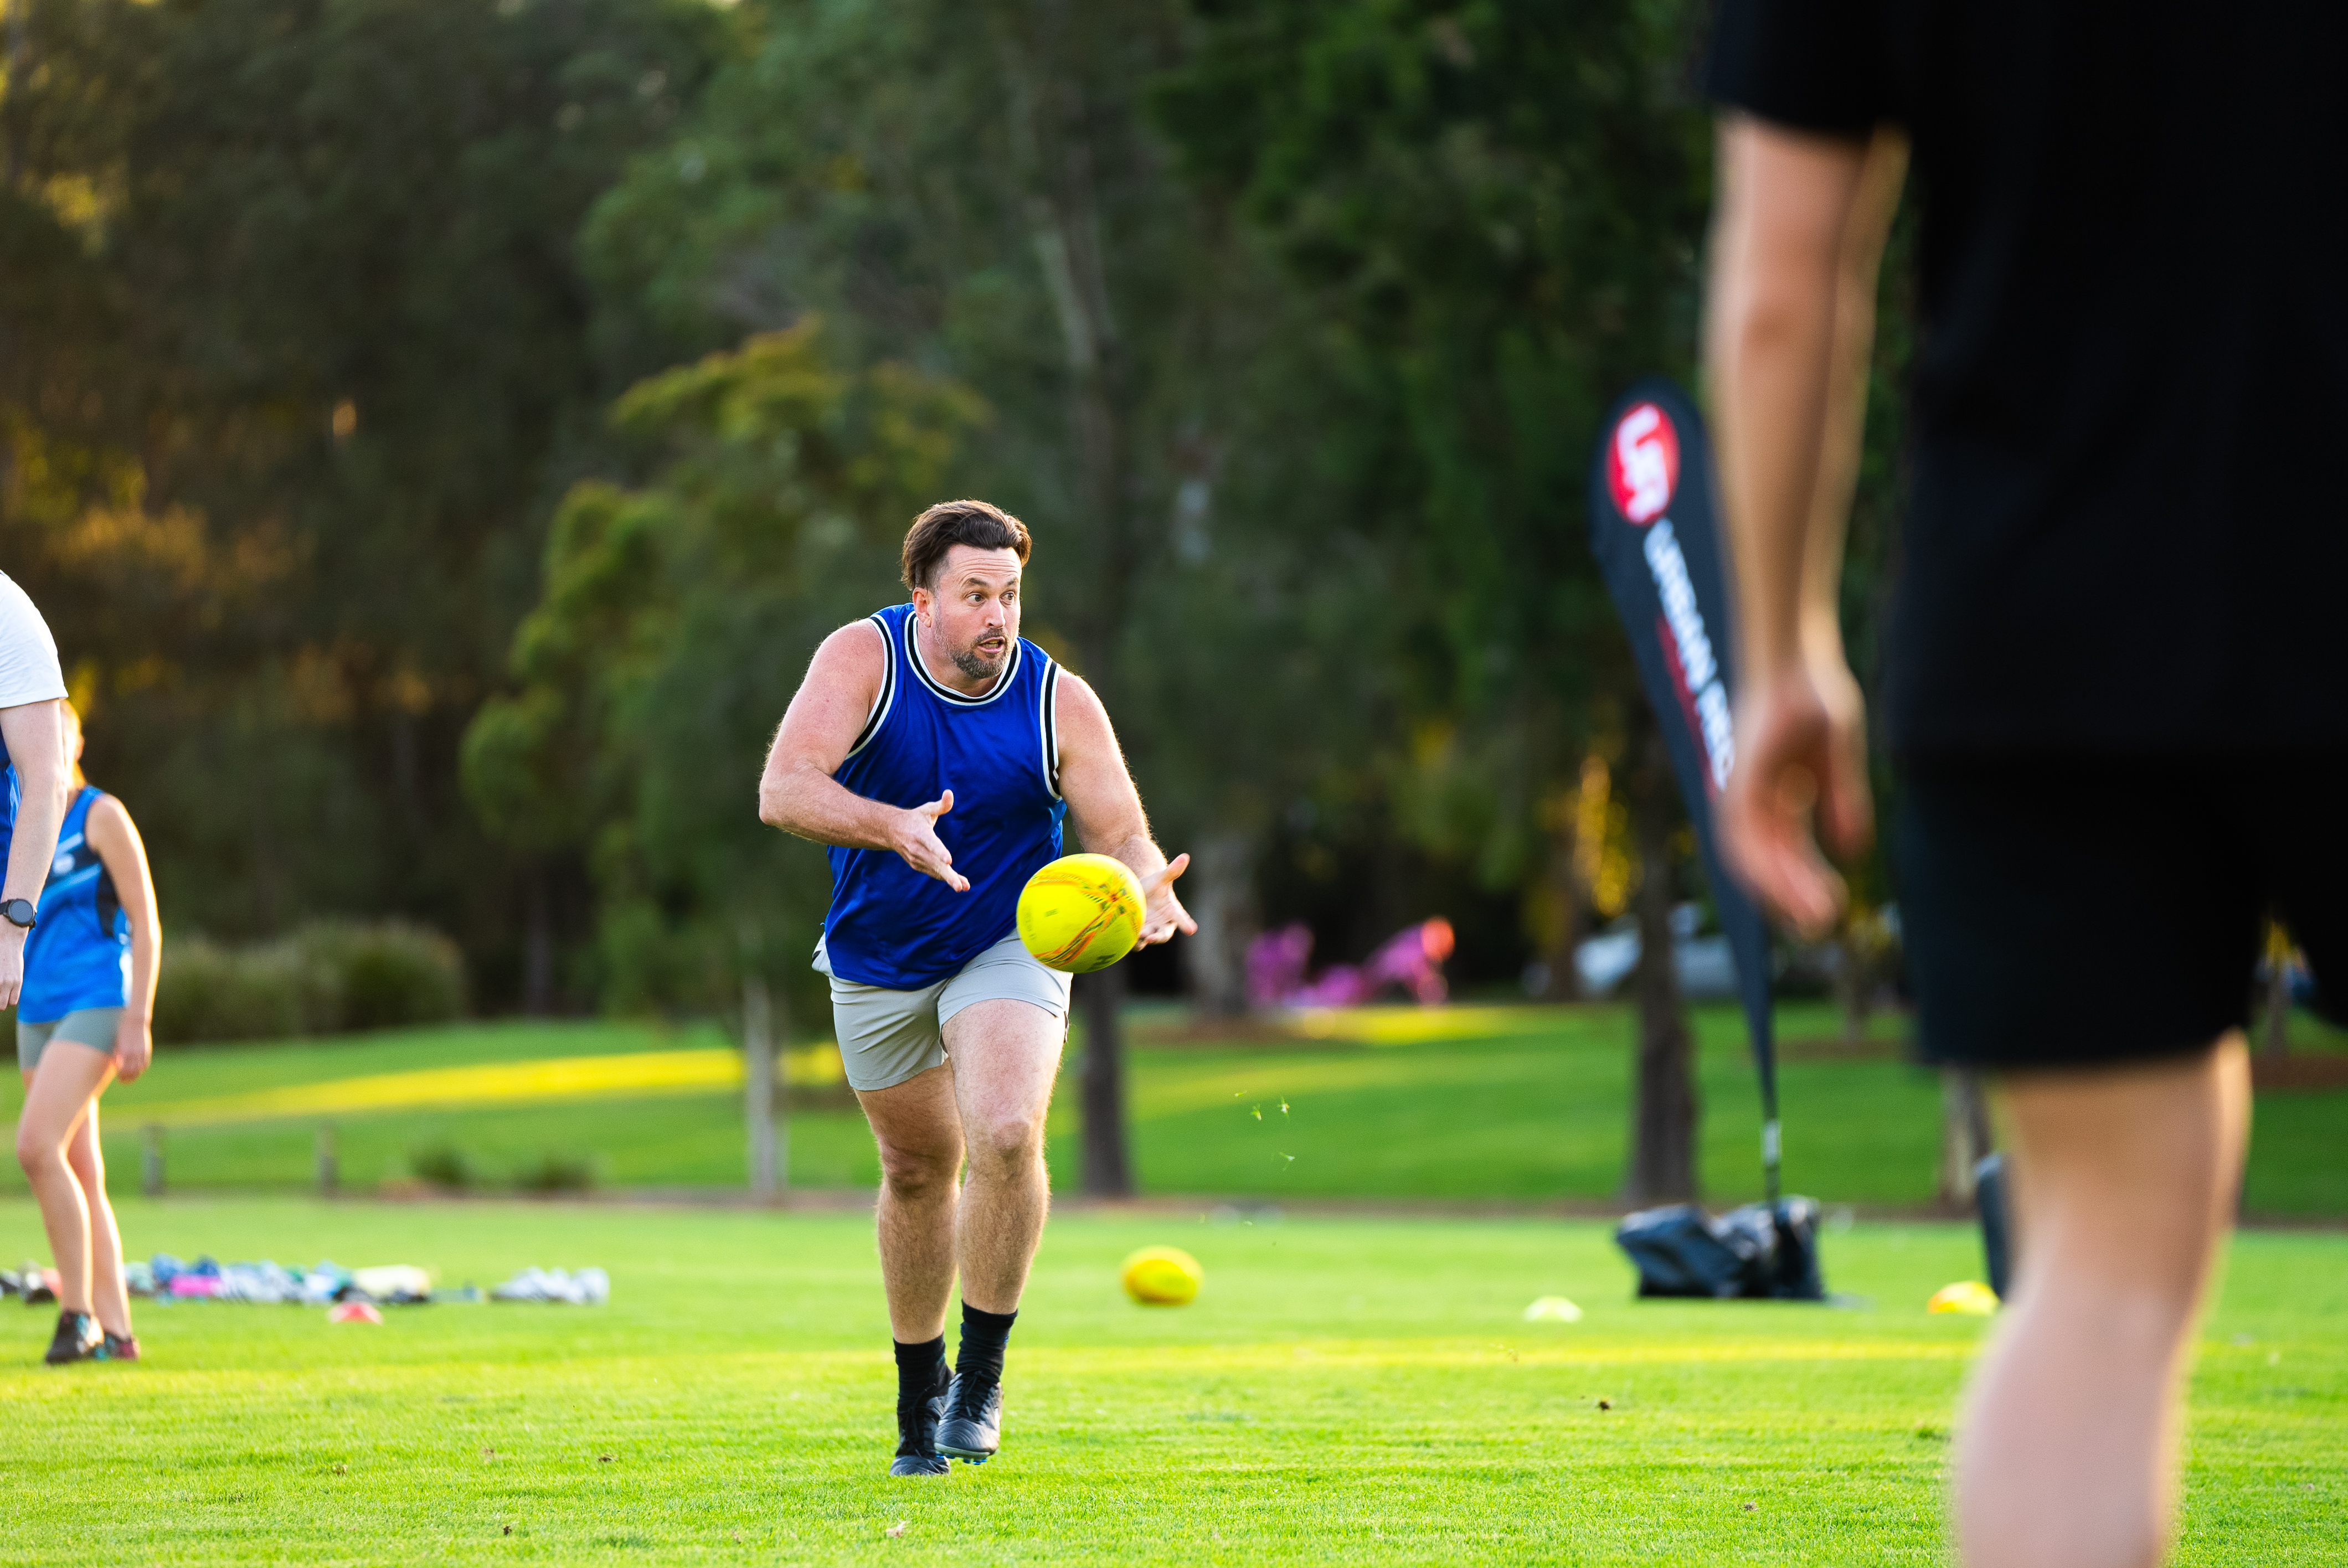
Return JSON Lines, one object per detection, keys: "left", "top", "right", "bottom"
{"left": 1587, "top": 378, "right": 1785, "bottom": 1200}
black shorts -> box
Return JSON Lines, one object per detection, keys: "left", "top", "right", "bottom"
{"left": 1896, "top": 751, "right": 2348, "bottom": 1070}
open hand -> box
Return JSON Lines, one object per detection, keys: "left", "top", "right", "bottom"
{"left": 1718, "top": 662, "right": 1873, "bottom": 939}
{"left": 891, "top": 791, "right": 970, "bottom": 891}
{"left": 115, "top": 1014, "right": 153, "bottom": 1083}
{"left": 1137, "top": 853, "right": 1197, "bottom": 946}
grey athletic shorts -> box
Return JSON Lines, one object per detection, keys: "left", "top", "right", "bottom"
{"left": 18, "top": 1007, "right": 123, "bottom": 1074}
{"left": 815, "top": 932, "right": 1072, "bottom": 1093}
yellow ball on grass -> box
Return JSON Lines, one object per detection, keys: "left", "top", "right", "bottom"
{"left": 1120, "top": 1246, "right": 1203, "bottom": 1307}
{"left": 1016, "top": 854, "right": 1146, "bottom": 973}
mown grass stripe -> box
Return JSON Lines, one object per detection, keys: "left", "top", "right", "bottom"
{"left": 125, "top": 1046, "right": 843, "bottom": 1128}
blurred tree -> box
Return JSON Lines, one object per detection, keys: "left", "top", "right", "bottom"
{"left": 0, "top": 0, "right": 725, "bottom": 1002}
{"left": 1153, "top": 0, "right": 1710, "bottom": 910}
{"left": 1156, "top": 0, "right": 1715, "bottom": 1195}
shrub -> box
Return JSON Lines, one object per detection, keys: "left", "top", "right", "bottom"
{"left": 155, "top": 919, "right": 466, "bottom": 1045}
{"left": 510, "top": 1152, "right": 596, "bottom": 1193}
{"left": 151, "top": 936, "right": 306, "bottom": 1044}
{"left": 293, "top": 921, "right": 466, "bottom": 1032}
{"left": 408, "top": 1141, "right": 475, "bottom": 1190}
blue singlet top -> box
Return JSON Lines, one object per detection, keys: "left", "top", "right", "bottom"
{"left": 20, "top": 785, "right": 130, "bottom": 1022}
{"left": 821, "top": 602, "right": 1065, "bottom": 990}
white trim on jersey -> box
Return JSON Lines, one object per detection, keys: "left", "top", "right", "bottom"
{"left": 843, "top": 615, "right": 898, "bottom": 760}
{"left": 1039, "top": 660, "right": 1063, "bottom": 801}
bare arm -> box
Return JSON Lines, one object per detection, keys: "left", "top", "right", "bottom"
{"left": 0, "top": 699, "right": 67, "bottom": 1009}
{"left": 757, "top": 621, "right": 971, "bottom": 892}
{"left": 1709, "top": 115, "right": 1906, "bottom": 936}
{"left": 1054, "top": 673, "right": 1195, "bottom": 946}
{"left": 85, "top": 794, "right": 159, "bottom": 1081}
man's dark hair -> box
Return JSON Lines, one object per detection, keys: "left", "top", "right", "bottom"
{"left": 901, "top": 499, "right": 1031, "bottom": 593}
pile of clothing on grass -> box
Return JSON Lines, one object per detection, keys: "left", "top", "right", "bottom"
{"left": 0, "top": 1257, "right": 607, "bottom": 1307}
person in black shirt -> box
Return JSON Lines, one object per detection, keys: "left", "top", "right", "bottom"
{"left": 1704, "top": 3, "right": 2348, "bottom": 1565}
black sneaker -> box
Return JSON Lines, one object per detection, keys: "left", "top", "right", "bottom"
{"left": 934, "top": 1372, "right": 1001, "bottom": 1463}
{"left": 97, "top": 1332, "right": 140, "bottom": 1363}
{"left": 43, "top": 1311, "right": 99, "bottom": 1365}
{"left": 889, "top": 1382, "right": 951, "bottom": 1478}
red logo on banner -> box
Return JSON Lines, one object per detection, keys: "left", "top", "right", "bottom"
{"left": 1606, "top": 402, "right": 1678, "bottom": 524}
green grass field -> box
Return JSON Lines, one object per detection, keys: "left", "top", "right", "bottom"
{"left": 0, "top": 1198, "right": 2339, "bottom": 1564}
{"left": 6, "top": 1003, "right": 2345, "bottom": 1214}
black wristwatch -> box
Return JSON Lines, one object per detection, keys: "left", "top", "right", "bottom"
{"left": 0, "top": 898, "right": 35, "bottom": 931}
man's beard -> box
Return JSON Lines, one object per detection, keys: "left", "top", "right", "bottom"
{"left": 951, "top": 641, "right": 1007, "bottom": 681}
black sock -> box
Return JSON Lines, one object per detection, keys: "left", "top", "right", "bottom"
{"left": 955, "top": 1302, "right": 1017, "bottom": 1387}
{"left": 894, "top": 1335, "right": 948, "bottom": 1409}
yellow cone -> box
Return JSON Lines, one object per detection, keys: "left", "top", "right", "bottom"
{"left": 1928, "top": 1281, "right": 1999, "bottom": 1316}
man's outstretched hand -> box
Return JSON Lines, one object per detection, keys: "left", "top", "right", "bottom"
{"left": 1137, "top": 853, "right": 1197, "bottom": 947}
{"left": 892, "top": 791, "right": 970, "bottom": 891}
{"left": 1719, "top": 663, "right": 1874, "bottom": 940}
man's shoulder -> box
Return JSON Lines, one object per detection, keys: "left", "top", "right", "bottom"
{"left": 0, "top": 572, "right": 65, "bottom": 710}
{"left": 821, "top": 612, "right": 893, "bottom": 655}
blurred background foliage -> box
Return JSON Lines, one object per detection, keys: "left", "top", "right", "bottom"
{"left": 0, "top": 0, "right": 1910, "bottom": 1018}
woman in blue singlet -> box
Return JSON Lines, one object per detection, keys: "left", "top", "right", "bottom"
{"left": 14, "top": 702, "right": 161, "bottom": 1364}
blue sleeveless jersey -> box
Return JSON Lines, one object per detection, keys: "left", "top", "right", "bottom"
{"left": 822, "top": 602, "right": 1065, "bottom": 989}
{"left": 20, "top": 785, "right": 130, "bottom": 1021}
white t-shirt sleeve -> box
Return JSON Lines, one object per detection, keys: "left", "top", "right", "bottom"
{"left": 0, "top": 572, "right": 66, "bottom": 710}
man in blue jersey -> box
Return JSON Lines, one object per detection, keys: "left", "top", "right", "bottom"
{"left": 759, "top": 499, "right": 1194, "bottom": 1477}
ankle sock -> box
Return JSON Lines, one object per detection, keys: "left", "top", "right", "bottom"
{"left": 955, "top": 1302, "right": 1017, "bottom": 1387}
{"left": 893, "top": 1335, "right": 948, "bottom": 1409}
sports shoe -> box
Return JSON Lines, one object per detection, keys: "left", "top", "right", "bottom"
{"left": 43, "top": 1311, "right": 100, "bottom": 1365}
{"left": 934, "top": 1372, "right": 1001, "bottom": 1463}
{"left": 97, "top": 1332, "right": 140, "bottom": 1362}
{"left": 889, "top": 1383, "right": 951, "bottom": 1478}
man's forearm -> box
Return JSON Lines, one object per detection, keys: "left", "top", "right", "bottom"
{"left": 1799, "top": 131, "right": 1908, "bottom": 670}
{"left": 760, "top": 764, "right": 904, "bottom": 852}
{"left": 1094, "top": 828, "right": 1168, "bottom": 883}
{"left": 3, "top": 764, "right": 66, "bottom": 904}
{"left": 1708, "top": 118, "right": 1873, "bottom": 684}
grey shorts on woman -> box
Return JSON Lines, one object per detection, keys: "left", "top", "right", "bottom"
{"left": 815, "top": 932, "right": 1073, "bottom": 1092}
{"left": 18, "top": 1008, "right": 123, "bottom": 1074}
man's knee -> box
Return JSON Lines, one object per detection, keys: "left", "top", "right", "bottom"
{"left": 876, "top": 1134, "right": 962, "bottom": 1200}
{"left": 965, "top": 1111, "right": 1044, "bottom": 1174}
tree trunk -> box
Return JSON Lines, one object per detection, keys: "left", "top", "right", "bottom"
{"left": 744, "top": 970, "right": 780, "bottom": 1200}
{"left": 2264, "top": 922, "right": 2293, "bottom": 1059}
{"left": 1835, "top": 927, "right": 1872, "bottom": 1043}
{"left": 523, "top": 865, "right": 555, "bottom": 1017}
{"left": 1182, "top": 829, "right": 1255, "bottom": 1017}
{"left": 1936, "top": 1069, "right": 1990, "bottom": 1204}
{"left": 1535, "top": 817, "right": 1585, "bottom": 1002}
{"left": 1623, "top": 725, "right": 1698, "bottom": 1204}
{"left": 1078, "top": 965, "right": 1132, "bottom": 1195}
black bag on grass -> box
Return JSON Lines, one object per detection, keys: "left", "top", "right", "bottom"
{"left": 1617, "top": 1197, "right": 1825, "bottom": 1301}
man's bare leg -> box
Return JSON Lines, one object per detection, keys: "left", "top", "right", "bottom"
{"left": 855, "top": 1063, "right": 965, "bottom": 1343}
{"left": 1954, "top": 1034, "right": 2251, "bottom": 1568}
{"left": 941, "top": 999, "right": 1064, "bottom": 1313}
{"left": 16, "top": 1048, "right": 117, "bottom": 1317}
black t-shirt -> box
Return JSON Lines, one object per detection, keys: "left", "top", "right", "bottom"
{"left": 1708, "top": 1, "right": 2348, "bottom": 754}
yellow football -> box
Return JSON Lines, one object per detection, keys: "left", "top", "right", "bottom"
{"left": 1016, "top": 854, "right": 1146, "bottom": 973}
{"left": 1120, "top": 1245, "right": 1203, "bottom": 1307}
